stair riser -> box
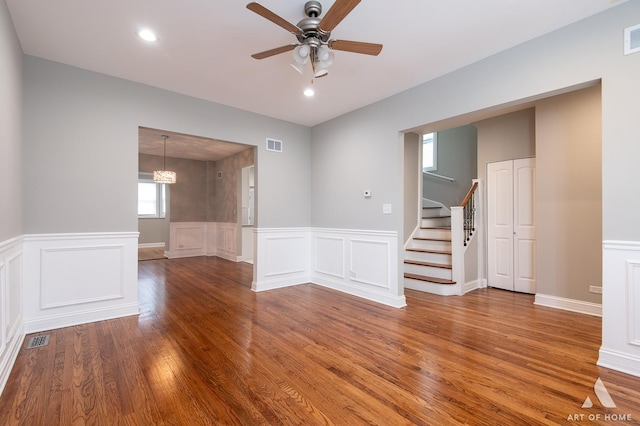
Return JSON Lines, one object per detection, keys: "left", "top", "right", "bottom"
{"left": 421, "top": 217, "right": 451, "bottom": 228}
{"left": 404, "top": 278, "right": 458, "bottom": 296}
{"left": 408, "top": 240, "right": 452, "bottom": 252}
{"left": 415, "top": 228, "right": 451, "bottom": 240}
{"left": 405, "top": 250, "right": 451, "bottom": 264}
{"left": 422, "top": 207, "right": 446, "bottom": 218}
{"left": 404, "top": 264, "right": 452, "bottom": 280}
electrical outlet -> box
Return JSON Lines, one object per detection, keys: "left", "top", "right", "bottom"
{"left": 589, "top": 285, "right": 602, "bottom": 294}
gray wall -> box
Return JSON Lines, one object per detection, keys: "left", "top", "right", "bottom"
{"left": 475, "top": 88, "right": 601, "bottom": 304}
{"left": 403, "top": 133, "right": 420, "bottom": 242}
{"left": 475, "top": 109, "right": 536, "bottom": 181}
{"left": 423, "top": 125, "right": 477, "bottom": 207}
{"left": 310, "top": 2, "right": 640, "bottom": 303}
{"left": 139, "top": 153, "right": 207, "bottom": 223}
{"left": 212, "top": 149, "right": 254, "bottom": 223}
{"left": 0, "top": 1, "right": 22, "bottom": 241}
{"left": 536, "top": 85, "right": 602, "bottom": 303}
{"left": 311, "top": 2, "right": 640, "bottom": 245}
{"left": 22, "top": 57, "right": 311, "bottom": 234}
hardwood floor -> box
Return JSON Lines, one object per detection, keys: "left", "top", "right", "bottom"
{"left": 1, "top": 256, "right": 639, "bottom": 425}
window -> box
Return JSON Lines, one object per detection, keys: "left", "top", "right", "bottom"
{"left": 422, "top": 132, "right": 438, "bottom": 172}
{"left": 138, "top": 174, "right": 167, "bottom": 218}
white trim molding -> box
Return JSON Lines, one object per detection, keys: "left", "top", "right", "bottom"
{"left": 167, "top": 222, "right": 207, "bottom": 258}
{"left": 0, "top": 236, "right": 24, "bottom": 396}
{"left": 313, "top": 228, "right": 405, "bottom": 308}
{"left": 534, "top": 294, "right": 602, "bottom": 317}
{"left": 22, "top": 232, "right": 140, "bottom": 334}
{"left": 214, "top": 222, "right": 238, "bottom": 261}
{"left": 599, "top": 240, "right": 640, "bottom": 378}
{"left": 252, "top": 227, "right": 406, "bottom": 308}
{"left": 253, "top": 228, "right": 311, "bottom": 292}
{"left": 168, "top": 222, "right": 238, "bottom": 260}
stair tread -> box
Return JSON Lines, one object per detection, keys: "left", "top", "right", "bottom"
{"left": 413, "top": 236, "right": 451, "bottom": 242}
{"left": 404, "top": 259, "right": 452, "bottom": 269}
{"left": 421, "top": 226, "right": 451, "bottom": 230}
{"left": 404, "top": 273, "right": 456, "bottom": 285}
{"left": 422, "top": 215, "right": 451, "bottom": 219}
{"left": 406, "top": 247, "right": 452, "bottom": 255}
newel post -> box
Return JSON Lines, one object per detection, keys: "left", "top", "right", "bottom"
{"left": 450, "top": 206, "right": 465, "bottom": 296}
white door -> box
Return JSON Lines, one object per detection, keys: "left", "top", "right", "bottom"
{"left": 487, "top": 158, "right": 536, "bottom": 293}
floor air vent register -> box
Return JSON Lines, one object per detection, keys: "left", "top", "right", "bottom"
{"left": 26, "top": 334, "right": 51, "bottom": 349}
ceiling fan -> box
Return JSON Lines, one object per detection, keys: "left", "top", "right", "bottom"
{"left": 247, "top": 0, "right": 383, "bottom": 77}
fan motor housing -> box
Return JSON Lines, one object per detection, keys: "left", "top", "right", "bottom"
{"left": 304, "top": 1, "right": 322, "bottom": 17}
{"left": 297, "top": 1, "right": 329, "bottom": 43}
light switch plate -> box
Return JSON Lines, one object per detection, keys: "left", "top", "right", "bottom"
{"left": 382, "top": 204, "right": 392, "bottom": 214}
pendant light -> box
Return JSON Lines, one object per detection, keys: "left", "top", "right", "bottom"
{"left": 153, "top": 135, "right": 176, "bottom": 184}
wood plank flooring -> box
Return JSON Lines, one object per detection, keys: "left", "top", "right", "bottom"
{"left": 1, "top": 256, "right": 640, "bottom": 425}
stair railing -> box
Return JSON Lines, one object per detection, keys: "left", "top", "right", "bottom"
{"left": 461, "top": 182, "right": 478, "bottom": 246}
{"left": 450, "top": 180, "right": 482, "bottom": 296}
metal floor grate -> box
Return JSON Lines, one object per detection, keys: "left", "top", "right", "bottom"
{"left": 26, "top": 334, "right": 50, "bottom": 349}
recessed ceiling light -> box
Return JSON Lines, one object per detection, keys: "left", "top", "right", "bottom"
{"left": 303, "top": 88, "right": 315, "bottom": 97}
{"left": 138, "top": 29, "right": 157, "bottom": 42}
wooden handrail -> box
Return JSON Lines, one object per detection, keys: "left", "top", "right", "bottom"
{"left": 460, "top": 181, "right": 478, "bottom": 208}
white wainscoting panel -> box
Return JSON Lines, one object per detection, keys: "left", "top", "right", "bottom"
{"left": 41, "top": 245, "right": 124, "bottom": 309}
{"left": 253, "top": 228, "right": 310, "bottom": 292}
{"left": 253, "top": 228, "right": 406, "bottom": 307}
{"left": 215, "top": 222, "right": 238, "bottom": 261}
{"left": 0, "top": 236, "right": 24, "bottom": 396}
{"left": 168, "top": 222, "right": 206, "bottom": 258}
{"left": 350, "top": 239, "right": 391, "bottom": 289}
{"left": 312, "top": 229, "right": 406, "bottom": 308}
{"left": 22, "top": 233, "right": 140, "bottom": 334}
{"left": 599, "top": 241, "right": 640, "bottom": 377}
{"left": 313, "top": 236, "right": 345, "bottom": 279}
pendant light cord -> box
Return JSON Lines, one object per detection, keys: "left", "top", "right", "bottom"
{"left": 162, "top": 135, "right": 168, "bottom": 170}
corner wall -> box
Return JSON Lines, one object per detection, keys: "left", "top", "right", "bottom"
{"left": 0, "top": 0, "right": 24, "bottom": 395}
{"left": 535, "top": 85, "right": 602, "bottom": 305}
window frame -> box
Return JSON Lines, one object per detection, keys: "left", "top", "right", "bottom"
{"left": 422, "top": 132, "right": 438, "bottom": 172}
{"left": 138, "top": 173, "right": 167, "bottom": 219}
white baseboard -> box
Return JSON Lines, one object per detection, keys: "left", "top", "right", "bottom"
{"left": 534, "top": 293, "right": 602, "bottom": 317}
{"left": 138, "top": 242, "right": 165, "bottom": 249}
{"left": 24, "top": 303, "right": 140, "bottom": 334}
{"left": 463, "top": 279, "right": 480, "bottom": 294}
{"left": 316, "top": 276, "right": 407, "bottom": 308}
{"left": 252, "top": 276, "right": 308, "bottom": 292}
{"left": 598, "top": 347, "right": 640, "bottom": 378}
{"left": 0, "top": 324, "right": 24, "bottom": 396}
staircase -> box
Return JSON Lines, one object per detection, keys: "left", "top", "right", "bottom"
{"left": 404, "top": 204, "right": 458, "bottom": 295}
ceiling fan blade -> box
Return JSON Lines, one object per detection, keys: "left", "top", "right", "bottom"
{"left": 318, "top": 0, "right": 361, "bottom": 33}
{"left": 251, "top": 44, "right": 297, "bottom": 60}
{"left": 246, "top": 2, "right": 302, "bottom": 35}
{"left": 329, "top": 40, "right": 383, "bottom": 56}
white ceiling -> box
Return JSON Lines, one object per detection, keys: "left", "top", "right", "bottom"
{"left": 6, "top": 0, "right": 626, "bottom": 129}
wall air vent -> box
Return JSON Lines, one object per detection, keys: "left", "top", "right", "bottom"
{"left": 266, "top": 138, "right": 283, "bottom": 152}
{"left": 624, "top": 23, "right": 640, "bottom": 55}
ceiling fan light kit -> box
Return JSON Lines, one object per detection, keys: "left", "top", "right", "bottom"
{"left": 247, "top": 0, "right": 382, "bottom": 79}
